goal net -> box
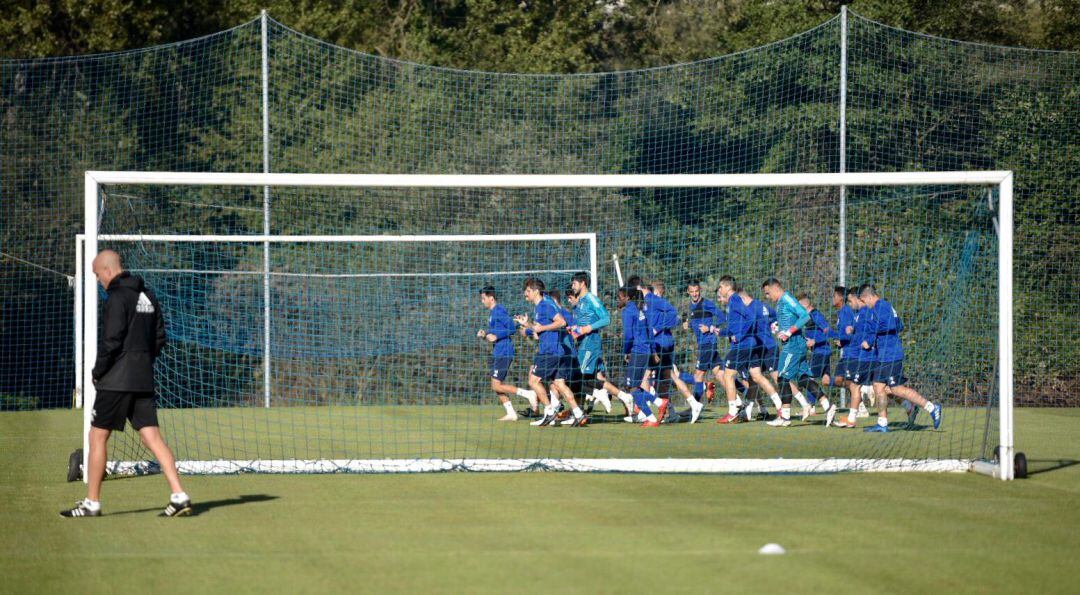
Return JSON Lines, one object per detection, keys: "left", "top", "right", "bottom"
{"left": 78, "top": 171, "right": 1016, "bottom": 478}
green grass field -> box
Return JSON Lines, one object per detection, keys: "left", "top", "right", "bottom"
{"left": 2, "top": 408, "right": 1079, "bottom": 594}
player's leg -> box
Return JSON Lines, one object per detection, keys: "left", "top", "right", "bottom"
{"left": 834, "top": 359, "right": 862, "bottom": 428}
{"left": 86, "top": 426, "right": 111, "bottom": 503}
{"left": 717, "top": 348, "right": 747, "bottom": 424}
{"left": 63, "top": 390, "right": 130, "bottom": 517}
{"left": 880, "top": 360, "right": 940, "bottom": 429}
{"left": 528, "top": 357, "right": 557, "bottom": 426}
{"left": 127, "top": 393, "right": 191, "bottom": 516}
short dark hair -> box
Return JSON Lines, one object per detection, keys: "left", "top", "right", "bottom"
{"left": 626, "top": 274, "right": 642, "bottom": 289}
{"left": 796, "top": 292, "right": 810, "bottom": 302}
{"left": 847, "top": 286, "right": 860, "bottom": 298}
{"left": 479, "top": 286, "right": 497, "bottom": 298}
{"left": 522, "top": 277, "right": 545, "bottom": 292}
{"left": 572, "top": 271, "right": 590, "bottom": 286}
{"left": 718, "top": 275, "right": 739, "bottom": 292}
{"left": 687, "top": 279, "right": 701, "bottom": 289}
{"left": 858, "top": 283, "right": 877, "bottom": 297}
{"left": 762, "top": 278, "right": 782, "bottom": 289}
{"left": 834, "top": 285, "right": 846, "bottom": 297}
{"left": 565, "top": 284, "right": 579, "bottom": 299}
{"left": 547, "top": 289, "right": 562, "bottom": 304}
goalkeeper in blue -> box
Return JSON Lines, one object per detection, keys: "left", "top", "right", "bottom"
{"left": 760, "top": 279, "right": 823, "bottom": 427}
{"left": 477, "top": 287, "right": 537, "bottom": 421}
{"left": 858, "top": 284, "right": 942, "bottom": 433}
{"left": 566, "top": 272, "right": 627, "bottom": 415}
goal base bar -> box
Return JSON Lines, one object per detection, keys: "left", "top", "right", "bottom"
{"left": 105, "top": 458, "right": 976, "bottom": 475}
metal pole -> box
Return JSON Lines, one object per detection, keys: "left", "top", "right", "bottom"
{"left": 998, "top": 174, "right": 1014, "bottom": 480}
{"left": 82, "top": 174, "right": 99, "bottom": 483}
{"left": 839, "top": 5, "right": 848, "bottom": 287}
{"left": 261, "top": 10, "right": 272, "bottom": 408}
{"left": 74, "top": 235, "right": 84, "bottom": 409}
{"left": 589, "top": 234, "right": 598, "bottom": 295}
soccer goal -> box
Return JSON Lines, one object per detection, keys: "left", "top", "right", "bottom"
{"left": 78, "top": 171, "right": 1018, "bottom": 480}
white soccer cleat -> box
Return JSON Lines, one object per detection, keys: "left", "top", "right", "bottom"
{"left": 594, "top": 389, "right": 612, "bottom": 413}
{"left": 825, "top": 404, "right": 837, "bottom": 428}
{"left": 857, "top": 402, "right": 870, "bottom": 418}
{"left": 689, "top": 400, "right": 704, "bottom": 424}
{"left": 498, "top": 413, "right": 518, "bottom": 422}
{"left": 800, "top": 406, "right": 813, "bottom": 422}
{"left": 767, "top": 415, "right": 791, "bottom": 427}
{"left": 743, "top": 402, "right": 755, "bottom": 422}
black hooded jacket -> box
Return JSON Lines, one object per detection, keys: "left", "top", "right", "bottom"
{"left": 92, "top": 272, "right": 166, "bottom": 392}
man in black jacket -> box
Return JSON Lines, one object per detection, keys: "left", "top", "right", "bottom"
{"left": 62, "top": 250, "right": 192, "bottom": 517}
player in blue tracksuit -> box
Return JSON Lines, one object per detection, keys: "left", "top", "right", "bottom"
{"left": 640, "top": 279, "right": 679, "bottom": 420}
{"left": 619, "top": 287, "right": 659, "bottom": 426}
{"left": 851, "top": 290, "right": 878, "bottom": 389}
{"left": 549, "top": 290, "right": 584, "bottom": 411}
{"left": 755, "top": 303, "right": 780, "bottom": 379}
{"left": 859, "top": 284, "right": 941, "bottom": 433}
{"left": 477, "top": 287, "right": 537, "bottom": 421}
{"left": 716, "top": 276, "right": 779, "bottom": 424}
{"left": 799, "top": 293, "right": 835, "bottom": 420}
{"left": 674, "top": 280, "right": 719, "bottom": 422}
{"left": 833, "top": 287, "right": 875, "bottom": 428}
{"left": 761, "top": 279, "right": 819, "bottom": 426}
{"left": 515, "top": 277, "right": 586, "bottom": 427}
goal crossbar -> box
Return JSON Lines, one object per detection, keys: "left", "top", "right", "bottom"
{"left": 82, "top": 170, "right": 1016, "bottom": 480}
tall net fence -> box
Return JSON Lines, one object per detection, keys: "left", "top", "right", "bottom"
{"left": 1, "top": 10, "right": 1075, "bottom": 417}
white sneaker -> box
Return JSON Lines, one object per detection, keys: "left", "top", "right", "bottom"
{"left": 767, "top": 415, "right": 791, "bottom": 427}
{"left": 498, "top": 413, "right": 518, "bottom": 422}
{"left": 800, "top": 406, "right": 813, "bottom": 422}
{"left": 857, "top": 402, "right": 870, "bottom": 418}
{"left": 825, "top": 404, "right": 837, "bottom": 428}
{"left": 689, "top": 400, "right": 703, "bottom": 424}
{"left": 594, "top": 389, "right": 612, "bottom": 413}
{"left": 743, "top": 402, "right": 755, "bottom": 422}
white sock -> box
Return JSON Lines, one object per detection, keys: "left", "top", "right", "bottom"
{"left": 83, "top": 498, "right": 101, "bottom": 511}
{"left": 550, "top": 396, "right": 560, "bottom": 409}
{"left": 503, "top": 401, "right": 515, "bottom": 416}
{"left": 544, "top": 405, "right": 554, "bottom": 416}
{"left": 820, "top": 397, "right": 831, "bottom": 411}
{"left": 515, "top": 388, "right": 528, "bottom": 398}
{"left": 847, "top": 409, "right": 857, "bottom": 423}
{"left": 585, "top": 394, "right": 595, "bottom": 403}
{"left": 728, "top": 401, "right": 738, "bottom": 416}
{"left": 769, "top": 393, "right": 782, "bottom": 411}
{"left": 617, "top": 391, "right": 633, "bottom": 404}
{"left": 686, "top": 395, "right": 700, "bottom": 405}
{"left": 653, "top": 397, "right": 663, "bottom": 408}
{"left": 793, "top": 392, "right": 810, "bottom": 409}
{"left": 170, "top": 492, "right": 188, "bottom": 504}
{"left": 572, "top": 407, "right": 583, "bottom": 418}
{"left": 924, "top": 402, "right": 936, "bottom": 413}
{"left": 734, "top": 397, "right": 743, "bottom": 408}
{"left": 781, "top": 406, "right": 791, "bottom": 420}
{"left": 877, "top": 416, "right": 888, "bottom": 428}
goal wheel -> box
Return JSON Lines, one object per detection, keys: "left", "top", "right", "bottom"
{"left": 1014, "top": 452, "right": 1028, "bottom": 479}
{"left": 67, "top": 448, "right": 83, "bottom": 482}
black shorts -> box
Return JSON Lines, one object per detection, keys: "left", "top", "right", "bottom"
{"left": 756, "top": 346, "right": 778, "bottom": 374}
{"left": 490, "top": 356, "right": 513, "bottom": 382}
{"left": 91, "top": 390, "right": 158, "bottom": 431}
{"left": 696, "top": 342, "right": 721, "bottom": 372}
{"left": 531, "top": 354, "right": 560, "bottom": 382}
{"left": 836, "top": 357, "right": 857, "bottom": 381}
{"left": 624, "top": 352, "right": 651, "bottom": 389}
{"left": 724, "top": 346, "right": 755, "bottom": 381}
{"left": 852, "top": 360, "right": 875, "bottom": 386}
{"left": 652, "top": 344, "right": 675, "bottom": 373}
{"left": 809, "top": 351, "right": 832, "bottom": 379}
{"left": 873, "top": 360, "right": 907, "bottom": 387}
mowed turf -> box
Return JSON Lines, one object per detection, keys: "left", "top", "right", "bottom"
{"left": 1, "top": 409, "right": 1079, "bottom": 594}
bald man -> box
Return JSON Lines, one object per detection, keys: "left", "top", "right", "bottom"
{"left": 61, "top": 250, "right": 191, "bottom": 518}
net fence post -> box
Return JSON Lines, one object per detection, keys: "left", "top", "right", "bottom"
{"left": 999, "top": 173, "right": 1015, "bottom": 480}
{"left": 589, "top": 233, "right": 598, "bottom": 295}
{"left": 838, "top": 5, "right": 848, "bottom": 408}
{"left": 82, "top": 174, "right": 99, "bottom": 484}
{"left": 260, "top": 9, "right": 272, "bottom": 408}
{"left": 74, "top": 234, "right": 84, "bottom": 409}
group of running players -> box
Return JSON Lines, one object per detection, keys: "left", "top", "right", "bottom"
{"left": 477, "top": 272, "right": 942, "bottom": 433}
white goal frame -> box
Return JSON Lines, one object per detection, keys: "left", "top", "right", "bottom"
{"left": 81, "top": 170, "right": 1016, "bottom": 480}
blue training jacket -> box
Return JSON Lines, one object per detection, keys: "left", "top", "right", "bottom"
{"left": 560, "top": 307, "right": 578, "bottom": 357}
{"left": 829, "top": 304, "right": 858, "bottom": 359}
{"left": 872, "top": 298, "right": 905, "bottom": 362}
{"left": 726, "top": 295, "right": 757, "bottom": 349}
{"left": 805, "top": 308, "right": 832, "bottom": 355}
{"left": 487, "top": 304, "right": 516, "bottom": 358}
{"left": 853, "top": 305, "right": 877, "bottom": 362}
{"left": 533, "top": 295, "right": 563, "bottom": 356}
{"left": 688, "top": 298, "right": 722, "bottom": 345}
{"left": 753, "top": 300, "right": 776, "bottom": 350}
{"left": 622, "top": 301, "right": 653, "bottom": 355}
{"left": 644, "top": 292, "right": 678, "bottom": 349}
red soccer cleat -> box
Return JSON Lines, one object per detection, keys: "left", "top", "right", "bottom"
{"left": 655, "top": 398, "right": 670, "bottom": 421}
{"left": 716, "top": 414, "right": 738, "bottom": 424}
{"left": 641, "top": 420, "right": 661, "bottom": 428}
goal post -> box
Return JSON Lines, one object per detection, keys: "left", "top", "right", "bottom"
{"left": 81, "top": 170, "right": 1016, "bottom": 480}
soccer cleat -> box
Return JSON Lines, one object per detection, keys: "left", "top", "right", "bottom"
{"left": 498, "top": 413, "right": 518, "bottom": 422}
{"left": 60, "top": 500, "right": 100, "bottom": 518}
{"left": 833, "top": 417, "right": 856, "bottom": 428}
{"left": 641, "top": 420, "right": 660, "bottom": 428}
{"left": 716, "top": 413, "right": 738, "bottom": 424}
{"left": 800, "top": 406, "right": 813, "bottom": 422}
{"left": 531, "top": 412, "right": 556, "bottom": 427}
{"left": 825, "top": 404, "right": 838, "bottom": 428}
{"left": 655, "top": 398, "right": 670, "bottom": 422}
{"left": 689, "top": 400, "right": 704, "bottom": 424}
{"left": 705, "top": 382, "right": 716, "bottom": 403}
{"left": 519, "top": 408, "right": 540, "bottom": 419}
{"left": 906, "top": 404, "right": 919, "bottom": 428}
{"left": 856, "top": 402, "right": 870, "bottom": 418}
{"left": 161, "top": 499, "right": 192, "bottom": 517}
{"left": 594, "top": 389, "right": 612, "bottom": 413}
{"left": 930, "top": 404, "right": 942, "bottom": 429}
{"left": 864, "top": 424, "right": 889, "bottom": 433}
{"left": 571, "top": 414, "right": 589, "bottom": 427}
{"left": 767, "top": 415, "right": 791, "bottom": 427}
{"left": 583, "top": 400, "right": 595, "bottom": 415}
{"left": 742, "top": 402, "right": 755, "bottom": 422}
{"left": 524, "top": 391, "right": 538, "bottom": 412}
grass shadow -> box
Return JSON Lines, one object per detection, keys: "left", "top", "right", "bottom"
{"left": 1026, "top": 459, "right": 1078, "bottom": 476}
{"left": 108, "top": 494, "right": 278, "bottom": 517}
